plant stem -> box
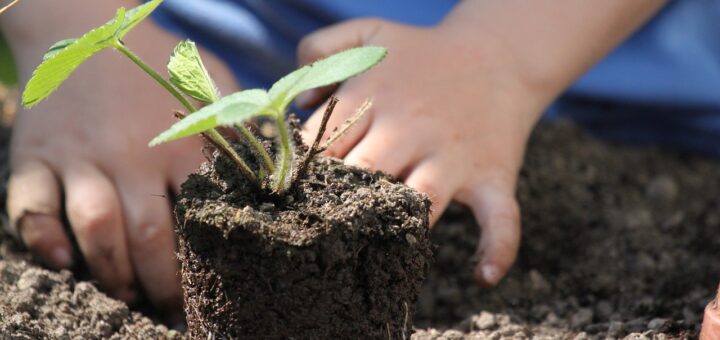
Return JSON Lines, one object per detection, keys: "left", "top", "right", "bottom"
{"left": 114, "top": 42, "right": 196, "bottom": 113}
{"left": 205, "top": 130, "right": 258, "bottom": 183}
{"left": 115, "top": 42, "right": 257, "bottom": 183}
{"left": 235, "top": 124, "right": 275, "bottom": 175}
{"left": 173, "top": 111, "right": 257, "bottom": 182}
{"left": 273, "top": 113, "right": 293, "bottom": 193}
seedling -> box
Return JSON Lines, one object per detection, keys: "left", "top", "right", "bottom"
{"left": 22, "top": 0, "right": 386, "bottom": 193}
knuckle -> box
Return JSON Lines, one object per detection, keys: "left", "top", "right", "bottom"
{"left": 127, "top": 222, "right": 168, "bottom": 251}
{"left": 492, "top": 202, "right": 521, "bottom": 232}
{"left": 68, "top": 201, "right": 116, "bottom": 236}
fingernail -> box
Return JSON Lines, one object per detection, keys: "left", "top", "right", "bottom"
{"left": 51, "top": 247, "right": 73, "bottom": 268}
{"left": 482, "top": 264, "right": 500, "bottom": 285}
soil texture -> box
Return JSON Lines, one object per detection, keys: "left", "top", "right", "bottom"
{"left": 0, "top": 120, "right": 717, "bottom": 339}
{"left": 412, "top": 121, "right": 719, "bottom": 339}
{"left": 176, "top": 151, "right": 432, "bottom": 339}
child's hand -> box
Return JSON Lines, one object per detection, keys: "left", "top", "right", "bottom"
{"left": 298, "top": 0, "right": 665, "bottom": 286}
{"left": 3, "top": 0, "right": 238, "bottom": 320}
{"left": 299, "top": 19, "right": 545, "bottom": 287}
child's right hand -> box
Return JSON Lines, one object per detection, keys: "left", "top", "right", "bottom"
{"left": 299, "top": 0, "right": 667, "bottom": 286}
{"left": 298, "top": 19, "right": 544, "bottom": 287}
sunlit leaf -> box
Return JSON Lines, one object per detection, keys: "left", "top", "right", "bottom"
{"left": 43, "top": 39, "right": 78, "bottom": 61}
{"left": 22, "top": 8, "right": 126, "bottom": 108}
{"left": 168, "top": 40, "right": 219, "bottom": 103}
{"left": 117, "top": 0, "right": 163, "bottom": 39}
{"left": 268, "top": 46, "right": 386, "bottom": 111}
{"left": 149, "top": 89, "right": 271, "bottom": 146}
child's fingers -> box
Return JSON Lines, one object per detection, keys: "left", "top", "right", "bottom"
{"left": 7, "top": 160, "right": 73, "bottom": 269}
{"left": 344, "top": 121, "right": 419, "bottom": 177}
{"left": 62, "top": 163, "right": 137, "bottom": 303}
{"left": 297, "top": 18, "right": 385, "bottom": 66}
{"left": 458, "top": 181, "right": 520, "bottom": 287}
{"left": 116, "top": 175, "right": 182, "bottom": 316}
{"left": 404, "top": 159, "right": 458, "bottom": 226}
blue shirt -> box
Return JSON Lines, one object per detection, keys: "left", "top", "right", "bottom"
{"left": 150, "top": 0, "right": 720, "bottom": 156}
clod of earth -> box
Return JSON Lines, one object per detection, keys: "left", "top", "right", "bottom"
{"left": 175, "top": 142, "right": 433, "bottom": 338}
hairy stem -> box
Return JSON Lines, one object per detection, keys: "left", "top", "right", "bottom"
{"left": 174, "top": 112, "right": 257, "bottom": 183}
{"left": 273, "top": 113, "right": 293, "bottom": 193}
{"left": 116, "top": 42, "right": 257, "bottom": 183}
{"left": 236, "top": 123, "right": 274, "bottom": 175}
{"left": 114, "top": 42, "right": 196, "bottom": 113}
{"left": 205, "top": 130, "right": 258, "bottom": 183}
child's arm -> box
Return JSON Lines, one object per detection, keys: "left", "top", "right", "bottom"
{"left": 299, "top": 0, "right": 667, "bottom": 286}
{"left": 2, "top": 0, "right": 238, "bottom": 320}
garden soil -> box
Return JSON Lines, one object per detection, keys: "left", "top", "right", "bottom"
{"left": 0, "top": 120, "right": 717, "bottom": 339}
{"left": 176, "top": 153, "right": 432, "bottom": 338}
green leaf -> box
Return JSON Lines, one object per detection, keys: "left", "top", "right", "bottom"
{"left": 268, "top": 46, "right": 387, "bottom": 111}
{"left": 43, "top": 39, "right": 78, "bottom": 61}
{"left": 117, "top": 0, "right": 163, "bottom": 39}
{"left": 149, "top": 89, "right": 271, "bottom": 146}
{"left": 215, "top": 89, "right": 272, "bottom": 125}
{"left": 168, "top": 40, "right": 220, "bottom": 103}
{"left": 22, "top": 8, "right": 126, "bottom": 108}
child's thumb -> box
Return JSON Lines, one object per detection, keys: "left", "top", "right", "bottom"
{"left": 297, "top": 18, "right": 385, "bottom": 67}
{"left": 460, "top": 182, "right": 521, "bottom": 288}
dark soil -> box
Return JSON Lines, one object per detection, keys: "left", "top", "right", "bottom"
{"left": 176, "top": 151, "right": 432, "bottom": 339}
{"left": 413, "top": 121, "right": 719, "bottom": 339}
{"left": 0, "top": 119, "right": 717, "bottom": 339}
{"left": 0, "top": 260, "right": 179, "bottom": 339}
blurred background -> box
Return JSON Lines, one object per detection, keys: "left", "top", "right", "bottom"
{"left": 0, "top": 30, "right": 17, "bottom": 124}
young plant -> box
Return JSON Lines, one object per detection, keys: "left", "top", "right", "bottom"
{"left": 22, "top": 0, "right": 386, "bottom": 194}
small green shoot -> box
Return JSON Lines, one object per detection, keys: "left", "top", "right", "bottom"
{"left": 21, "top": 0, "right": 386, "bottom": 194}
{"left": 168, "top": 40, "right": 220, "bottom": 103}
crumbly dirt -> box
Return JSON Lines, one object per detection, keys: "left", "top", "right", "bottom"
{"left": 0, "top": 260, "right": 180, "bottom": 339}
{"left": 412, "top": 121, "right": 718, "bottom": 340}
{"left": 176, "top": 151, "right": 433, "bottom": 339}
{"left": 0, "top": 120, "right": 717, "bottom": 339}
